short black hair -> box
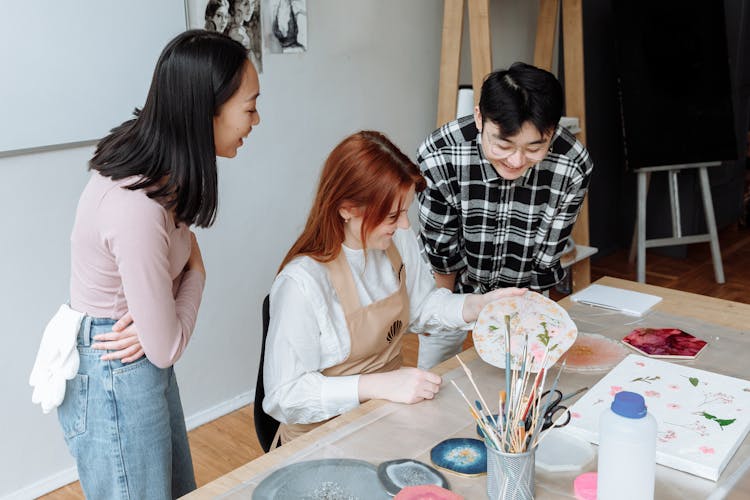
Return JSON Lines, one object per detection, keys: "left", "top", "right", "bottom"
{"left": 89, "top": 29, "right": 248, "bottom": 227}
{"left": 478, "top": 62, "right": 563, "bottom": 137}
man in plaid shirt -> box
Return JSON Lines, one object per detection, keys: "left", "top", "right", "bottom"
{"left": 416, "top": 63, "right": 593, "bottom": 368}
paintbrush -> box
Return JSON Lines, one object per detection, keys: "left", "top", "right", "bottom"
{"left": 455, "top": 355, "right": 499, "bottom": 430}
{"left": 498, "top": 390, "right": 506, "bottom": 430}
{"left": 504, "top": 314, "right": 512, "bottom": 415}
{"left": 520, "top": 367, "right": 544, "bottom": 422}
{"left": 530, "top": 359, "right": 567, "bottom": 448}
{"left": 451, "top": 380, "right": 501, "bottom": 449}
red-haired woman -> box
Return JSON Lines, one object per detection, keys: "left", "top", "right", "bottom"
{"left": 262, "top": 131, "right": 525, "bottom": 444}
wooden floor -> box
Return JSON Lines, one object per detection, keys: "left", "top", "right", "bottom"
{"left": 40, "top": 224, "right": 750, "bottom": 499}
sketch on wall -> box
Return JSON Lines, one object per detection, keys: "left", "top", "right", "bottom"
{"left": 205, "top": 0, "right": 263, "bottom": 72}
{"left": 263, "top": 0, "right": 307, "bottom": 54}
{"left": 205, "top": 0, "right": 231, "bottom": 33}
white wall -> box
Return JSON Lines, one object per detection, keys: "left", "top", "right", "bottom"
{"left": 0, "top": 1, "right": 539, "bottom": 497}
{"left": 458, "top": 0, "right": 543, "bottom": 87}
{"left": 0, "top": 148, "right": 95, "bottom": 498}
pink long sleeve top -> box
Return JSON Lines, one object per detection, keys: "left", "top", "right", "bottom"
{"left": 69, "top": 172, "right": 205, "bottom": 368}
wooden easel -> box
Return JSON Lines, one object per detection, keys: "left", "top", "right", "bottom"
{"left": 436, "top": 0, "right": 591, "bottom": 291}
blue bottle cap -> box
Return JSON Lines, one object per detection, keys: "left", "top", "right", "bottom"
{"left": 611, "top": 391, "right": 647, "bottom": 418}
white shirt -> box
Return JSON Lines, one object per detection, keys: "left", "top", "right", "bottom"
{"left": 262, "top": 228, "right": 470, "bottom": 424}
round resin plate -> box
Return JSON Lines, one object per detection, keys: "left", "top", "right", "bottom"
{"left": 377, "top": 459, "right": 449, "bottom": 496}
{"left": 429, "top": 438, "right": 487, "bottom": 477}
{"left": 561, "top": 332, "right": 630, "bottom": 373}
{"left": 252, "top": 459, "right": 389, "bottom": 499}
{"left": 473, "top": 291, "right": 577, "bottom": 372}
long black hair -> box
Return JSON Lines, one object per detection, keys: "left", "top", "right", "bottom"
{"left": 479, "top": 62, "right": 563, "bottom": 137}
{"left": 89, "top": 29, "right": 248, "bottom": 227}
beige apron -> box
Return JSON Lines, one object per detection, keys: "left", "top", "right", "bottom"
{"left": 279, "top": 244, "right": 410, "bottom": 444}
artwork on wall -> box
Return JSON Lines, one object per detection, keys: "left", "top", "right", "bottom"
{"left": 205, "top": 0, "right": 263, "bottom": 72}
{"left": 204, "top": 0, "right": 231, "bottom": 33}
{"left": 263, "top": 0, "right": 307, "bottom": 54}
{"left": 564, "top": 355, "right": 750, "bottom": 481}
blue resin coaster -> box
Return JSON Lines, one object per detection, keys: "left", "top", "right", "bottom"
{"left": 377, "top": 459, "right": 449, "bottom": 496}
{"left": 430, "top": 438, "right": 487, "bottom": 477}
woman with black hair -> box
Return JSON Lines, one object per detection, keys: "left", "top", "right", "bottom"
{"left": 57, "top": 30, "right": 260, "bottom": 498}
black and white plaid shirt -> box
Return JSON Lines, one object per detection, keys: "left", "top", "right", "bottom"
{"left": 416, "top": 115, "right": 593, "bottom": 293}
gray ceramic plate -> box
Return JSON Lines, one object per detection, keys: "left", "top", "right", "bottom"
{"left": 253, "top": 458, "right": 390, "bottom": 499}
{"left": 377, "top": 459, "right": 450, "bottom": 496}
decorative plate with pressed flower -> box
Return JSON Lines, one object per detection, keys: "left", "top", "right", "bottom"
{"left": 472, "top": 291, "right": 577, "bottom": 372}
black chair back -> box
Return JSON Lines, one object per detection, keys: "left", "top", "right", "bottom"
{"left": 253, "top": 294, "right": 281, "bottom": 452}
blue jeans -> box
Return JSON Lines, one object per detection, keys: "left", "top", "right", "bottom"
{"left": 57, "top": 317, "right": 196, "bottom": 499}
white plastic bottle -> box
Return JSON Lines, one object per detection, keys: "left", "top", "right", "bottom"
{"left": 597, "top": 391, "right": 657, "bottom": 500}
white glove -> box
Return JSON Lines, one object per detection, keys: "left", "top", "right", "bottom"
{"left": 30, "top": 305, "right": 84, "bottom": 414}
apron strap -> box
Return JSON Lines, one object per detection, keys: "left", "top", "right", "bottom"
{"left": 325, "top": 251, "right": 361, "bottom": 315}
{"left": 385, "top": 244, "right": 404, "bottom": 283}
{"left": 269, "top": 426, "right": 283, "bottom": 451}
{"left": 326, "top": 244, "right": 405, "bottom": 317}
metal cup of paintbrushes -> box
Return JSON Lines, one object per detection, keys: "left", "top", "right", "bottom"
{"left": 485, "top": 442, "right": 536, "bottom": 500}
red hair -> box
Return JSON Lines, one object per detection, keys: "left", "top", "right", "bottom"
{"left": 278, "top": 131, "right": 426, "bottom": 272}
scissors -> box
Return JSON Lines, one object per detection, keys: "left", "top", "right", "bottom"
{"left": 525, "top": 387, "right": 587, "bottom": 432}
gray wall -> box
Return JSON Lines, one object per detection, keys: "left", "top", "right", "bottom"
{"left": 0, "top": 1, "right": 538, "bottom": 497}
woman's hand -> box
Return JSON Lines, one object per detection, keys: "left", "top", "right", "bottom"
{"left": 186, "top": 231, "right": 206, "bottom": 277}
{"left": 91, "top": 312, "right": 145, "bottom": 363}
{"left": 359, "top": 367, "right": 442, "bottom": 404}
{"left": 462, "top": 287, "right": 527, "bottom": 323}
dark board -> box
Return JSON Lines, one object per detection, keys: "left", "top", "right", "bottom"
{"left": 613, "top": 0, "right": 737, "bottom": 170}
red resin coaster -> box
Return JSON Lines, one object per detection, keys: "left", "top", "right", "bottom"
{"left": 621, "top": 327, "right": 708, "bottom": 359}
